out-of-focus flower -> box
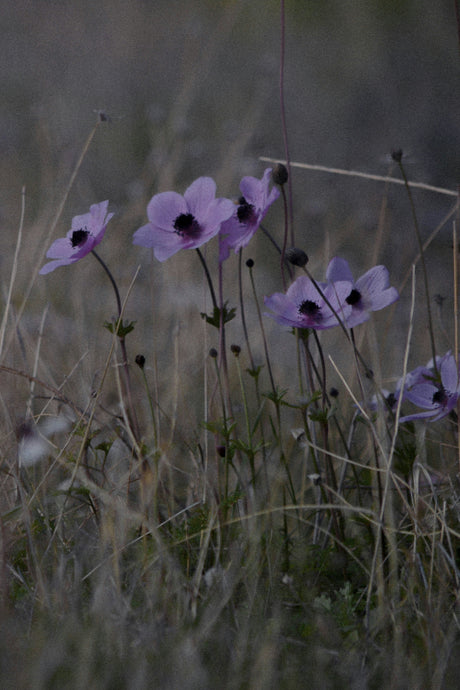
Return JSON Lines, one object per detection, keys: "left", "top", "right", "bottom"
{"left": 400, "top": 351, "right": 460, "bottom": 422}
{"left": 133, "top": 177, "right": 235, "bottom": 261}
{"left": 264, "top": 275, "right": 352, "bottom": 331}
{"left": 219, "top": 168, "right": 279, "bottom": 261}
{"left": 17, "top": 416, "right": 72, "bottom": 467}
{"left": 326, "top": 257, "right": 399, "bottom": 327}
{"left": 39, "top": 201, "right": 113, "bottom": 275}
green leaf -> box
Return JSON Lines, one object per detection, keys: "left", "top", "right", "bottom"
{"left": 103, "top": 319, "right": 136, "bottom": 337}
{"left": 200, "top": 302, "right": 236, "bottom": 328}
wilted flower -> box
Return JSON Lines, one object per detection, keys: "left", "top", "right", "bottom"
{"left": 133, "top": 177, "right": 235, "bottom": 261}
{"left": 39, "top": 201, "right": 114, "bottom": 275}
{"left": 219, "top": 168, "right": 280, "bottom": 261}
{"left": 264, "top": 275, "right": 352, "bottom": 331}
{"left": 400, "top": 351, "right": 460, "bottom": 422}
{"left": 326, "top": 257, "right": 399, "bottom": 327}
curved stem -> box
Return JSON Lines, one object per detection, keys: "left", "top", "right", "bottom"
{"left": 91, "top": 250, "right": 141, "bottom": 444}
{"left": 196, "top": 247, "right": 218, "bottom": 311}
{"left": 91, "top": 250, "right": 122, "bottom": 317}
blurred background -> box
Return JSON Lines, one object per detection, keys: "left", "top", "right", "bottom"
{"left": 0, "top": 0, "right": 459, "bottom": 426}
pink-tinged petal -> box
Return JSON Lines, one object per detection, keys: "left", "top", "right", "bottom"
{"left": 133, "top": 223, "right": 156, "bottom": 248}
{"left": 264, "top": 292, "right": 303, "bottom": 325}
{"left": 147, "top": 192, "right": 187, "bottom": 230}
{"left": 45, "top": 237, "right": 74, "bottom": 259}
{"left": 285, "top": 275, "right": 316, "bottom": 302}
{"left": 184, "top": 177, "right": 217, "bottom": 217}
{"left": 71, "top": 212, "right": 91, "bottom": 232}
{"left": 239, "top": 175, "right": 264, "bottom": 205}
{"left": 201, "top": 198, "right": 236, "bottom": 234}
{"left": 133, "top": 223, "right": 184, "bottom": 261}
{"left": 40, "top": 201, "right": 113, "bottom": 274}
{"left": 264, "top": 276, "right": 352, "bottom": 331}
{"left": 154, "top": 238, "right": 186, "bottom": 261}
{"left": 39, "top": 257, "right": 78, "bottom": 275}
{"left": 88, "top": 201, "right": 112, "bottom": 235}
{"left": 267, "top": 185, "right": 281, "bottom": 206}
{"left": 326, "top": 257, "right": 354, "bottom": 283}
{"left": 240, "top": 168, "right": 280, "bottom": 210}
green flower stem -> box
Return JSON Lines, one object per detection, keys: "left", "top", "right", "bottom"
{"left": 91, "top": 250, "right": 140, "bottom": 444}
{"left": 196, "top": 247, "right": 218, "bottom": 312}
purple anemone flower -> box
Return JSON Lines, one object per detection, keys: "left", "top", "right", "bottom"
{"left": 400, "top": 351, "right": 460, "bottom": 422}
{"left": 40, "top": 201, "right": 114, "bottom": 275}
{"left": 133, "top": 177, "right": 235, "bottom": 261}
{"left": 264, "top": 275, "right": 353, "bottom": 331}
{"left": 326, "top": 257, "right": 399, "bottom": 328}
{"left": 219, "top": 168, "right": 280, "bottom": 262}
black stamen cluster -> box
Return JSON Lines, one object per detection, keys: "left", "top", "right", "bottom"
{"left": 237, "top": 197, "right": 255, "bottom": 223}
{"left": 173, "top": 213, "right": 200, "bottom": 237}
{"left": 71, "top": 228, "right": 89, "bottom": 248}
{"left": 432, "top": 388, "right": 447, "bottom": 405}
{"left": 298, "top": 300, "right": 320, "bottom": 317}
{"left": 346, "top": 289, "right": 361, "bottom": 306}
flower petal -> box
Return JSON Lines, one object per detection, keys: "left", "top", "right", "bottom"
{"left": 184, "top": 177, "right": 217, "bottom": 218}
{"left": 147, "top": 192, "right": 187, "bottom": 231}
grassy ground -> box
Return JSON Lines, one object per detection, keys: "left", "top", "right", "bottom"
{"left": 1, "top": 1, "right": 460, "bottom": 688}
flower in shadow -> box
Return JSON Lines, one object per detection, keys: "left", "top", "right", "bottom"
{"left": 264, "top": 275, "right": 352, "bottom": 331}
{"left": 400, "top": 351, "right": 460, "bottom": 422}
{"left": 326, "top": 257, "right": 399, "bottom": 327}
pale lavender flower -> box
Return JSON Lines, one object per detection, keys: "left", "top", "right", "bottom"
{"left": 264, "top": 275, "right": 353, "bottom": 331}
{"left": 219, "top": 168, "right": 280, "bottom": 261}
{"left": 326, "top": 257, "right": 399, "bottom": 327}
{"left": 40, "top": 201, "right": 114, "bottom": 275}
{"left": 400, "top": 351, "right": 460, "bottom": 422}
{"left": 133, "top": 177, "right": 235, "bottom": 261}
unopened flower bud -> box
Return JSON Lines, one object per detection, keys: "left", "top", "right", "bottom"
{"left": 217, "top": 445, "right": 226, "bottom": 457}
{"left": 209, "top": 348, "right": 218, "bottom": 358}
{"left": 391, "top": 149, "right": 403, "bottom": 163}
{"left": 135, "top": 354, "right": 146, "bottom": 369}
{"left": 329, "top": 387, "right": 339, "bottom": 398}
{"left": 272, "top": 163, "right": 288, "bottom": 185}
{"left": 246, "top": 258, "right": 254, "bottom": 268}
{"left": 230, "top": 344, "right": 241, "bottom": 357}
{"left": 285, "top": 247, "right": 309, "bottom": 267}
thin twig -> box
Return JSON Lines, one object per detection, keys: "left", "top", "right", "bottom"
{"left": 260, "top": 157, "right": 457, "bottom": 197}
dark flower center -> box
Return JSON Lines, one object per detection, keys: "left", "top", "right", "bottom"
{"left": 298, "top": 300, "right": 321, "bottom": 319}
{"left": 346, "top": 288, "right": 362, "bottom": 306}
{"left": 432, "top": 388, "right": 448, "bottom": 406}
{"left": 386, "top": 392, "right": 397, "bottom": 409}
{"left": 237, "top": 197, "right": 256, "bottom": 224}
{"left": 71, "top": 228, "right": 90, "bottom": 248}
{"left": 173, "top": 213, "right": 201, "bottom": 238}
